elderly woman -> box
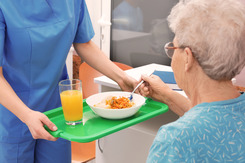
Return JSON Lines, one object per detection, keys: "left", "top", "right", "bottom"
{"left": 139, "top": 0, "right": 245, "bottom": 162}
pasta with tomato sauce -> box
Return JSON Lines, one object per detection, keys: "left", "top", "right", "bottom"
{"left": 106, "top": 96, "right": 135, "bottom": 109}
{"left": 94, "top": 96, "right": 135, "bottom": 109}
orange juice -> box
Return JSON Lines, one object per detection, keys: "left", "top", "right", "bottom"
{"left": 60, "top": 90, "right": 83, "bottom": 122}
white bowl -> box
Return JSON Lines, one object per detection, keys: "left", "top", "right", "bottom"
{"left": 86, "top": 91, "right": 146, "bottom": 119}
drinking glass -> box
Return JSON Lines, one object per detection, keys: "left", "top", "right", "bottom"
{"left": 59, "top": 79, "right": 83, "bottom": 125}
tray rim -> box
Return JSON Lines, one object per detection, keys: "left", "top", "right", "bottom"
{"left": 44, "top": 98, "right": 169, "bottom": 142}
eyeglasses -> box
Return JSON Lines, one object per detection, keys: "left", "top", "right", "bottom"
{"left": 164, "top": 42, "right": 185, "bottom": 58}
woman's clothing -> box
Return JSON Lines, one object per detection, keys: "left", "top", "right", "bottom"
{"left": 0, "top": 0, "right": 94, "bottom": 162}
{"left": 147, "top": 93, "right": 245, "bottom": 163}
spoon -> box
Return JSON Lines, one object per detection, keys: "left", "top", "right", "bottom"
{"left": 129, "top": 69, "right": 155, "bottom": 101}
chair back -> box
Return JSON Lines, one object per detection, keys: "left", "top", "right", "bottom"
{"left": 72, "top": 61, "right": 132, "bottom": 163}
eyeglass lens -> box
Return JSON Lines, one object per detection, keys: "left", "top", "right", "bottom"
{"left": 164, "top": 42, "right": 174, "bottom": 58}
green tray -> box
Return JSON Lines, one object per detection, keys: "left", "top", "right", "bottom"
{"left": 44, "top": 98, "right": 168, "bottom": 143}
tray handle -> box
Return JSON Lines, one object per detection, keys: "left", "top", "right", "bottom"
{"left": 44, "top": 126, "right": 63, "bottom": 138}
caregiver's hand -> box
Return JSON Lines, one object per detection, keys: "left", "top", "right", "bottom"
{"left": 24, "top": 110, "right": 58, "bottom": 141}
{"left": 118, "top": 74, "right": 139, "bottom": 93}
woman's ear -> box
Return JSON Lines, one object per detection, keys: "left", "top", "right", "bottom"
{"left": 184, "top": 47, "right": 195, "bottom": 72}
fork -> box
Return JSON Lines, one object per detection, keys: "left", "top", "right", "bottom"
{"left": 129, "top": 69, "right": 155, "bottom": 101}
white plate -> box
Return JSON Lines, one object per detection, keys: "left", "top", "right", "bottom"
{"left": 86, "top": 91, "right": 146, "bottom": 119}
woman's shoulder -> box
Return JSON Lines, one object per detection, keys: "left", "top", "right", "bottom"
{"left": 156, "top": 100, "right": 245, "bottom": 143}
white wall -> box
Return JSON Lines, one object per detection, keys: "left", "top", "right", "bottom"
{"left": 85, "top": 0, "right": 101, "bottom": 48}
{"left": 86, "top": 0, "right": 111, "bottom": 58}
{"left": 66, "top": 47, "right": 73, "bottom": 79}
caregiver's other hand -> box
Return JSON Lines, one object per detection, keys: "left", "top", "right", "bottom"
{"left": 24, "top": 110, "right": 58, "bottom": 141}
{"left": 118, "top": 74, "right": 139, "bottom": 93}
{"left": 139, "top": 74, "right": 173, "bottom": 102}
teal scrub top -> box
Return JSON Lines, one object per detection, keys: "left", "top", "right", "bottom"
{"left": 0, "top": 0, "right": 95, "bottom": 143}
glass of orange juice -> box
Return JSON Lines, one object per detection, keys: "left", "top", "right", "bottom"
{"left": 59, "top": 79, "right": 83, "bottom": 125}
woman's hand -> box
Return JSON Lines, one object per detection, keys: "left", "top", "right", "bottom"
{"left": 24, "top": 110, "right": 58, "bottom": 141}
{"left": 139, "top": 74, "right": 173, "bottom": 102}
{"left": 139, "top": 74, "right": 191, "bottom": 116}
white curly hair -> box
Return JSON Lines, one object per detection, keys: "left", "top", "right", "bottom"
{"left": 168, "top": 0, "right": 245, "bottom": 80}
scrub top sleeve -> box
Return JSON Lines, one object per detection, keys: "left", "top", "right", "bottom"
{"left": 73, "top": 0, "right": 95, "bottom": 43}
{"left": 0, "top": 9, "right": 5, "bottom": 67}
